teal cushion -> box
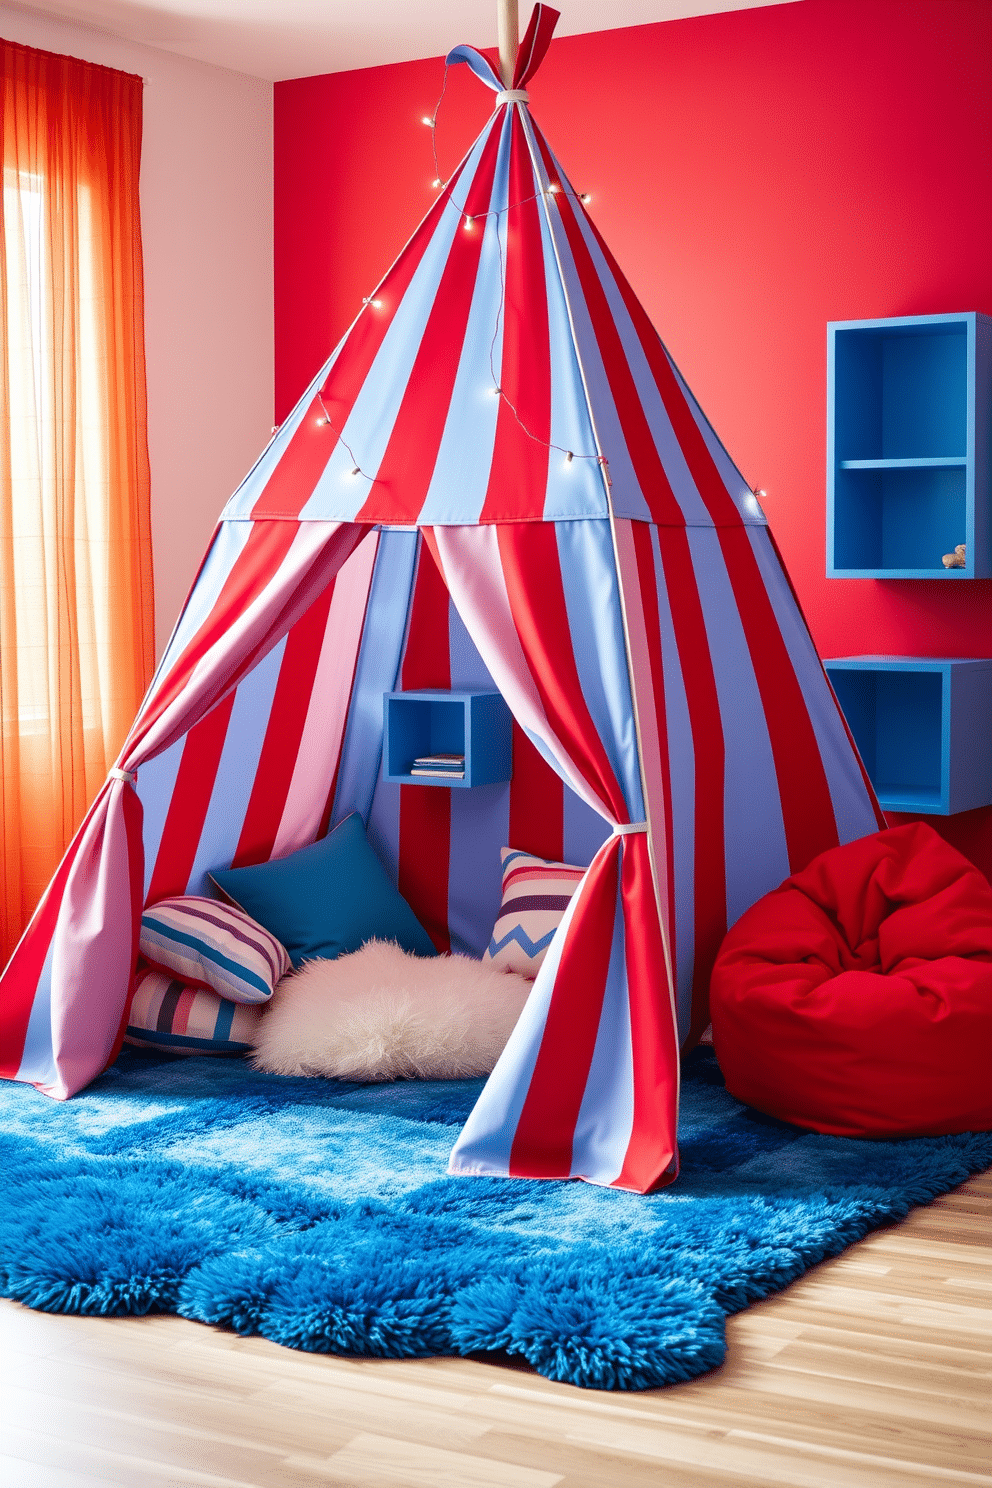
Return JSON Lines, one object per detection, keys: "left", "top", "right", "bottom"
{"left": 210, "top": 813, "right": 437, "bottom": 966}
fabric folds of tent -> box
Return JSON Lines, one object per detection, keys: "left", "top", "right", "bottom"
{"left": 0, "top": 6, "right": 883, "bottom": 1192}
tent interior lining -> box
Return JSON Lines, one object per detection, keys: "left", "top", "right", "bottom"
{"left": 135, "top": 525, "right": 614, "bottom": 964}
{"left": 132, "top": 513, "right": 875, "bottom": 1067}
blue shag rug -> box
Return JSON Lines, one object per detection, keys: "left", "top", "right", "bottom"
{"left": 1, "top": 1047, "right": 990, "bottom": 1391}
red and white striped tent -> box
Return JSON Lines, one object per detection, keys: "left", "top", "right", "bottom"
{"left": 0, "top": 6, "right": 882, "bottom": 1192}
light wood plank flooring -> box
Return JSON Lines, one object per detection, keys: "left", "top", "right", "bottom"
{"left": 1, "top": 1168, "right": 989, "bottom": 1488}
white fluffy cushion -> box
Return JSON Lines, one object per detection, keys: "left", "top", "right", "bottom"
{"left": 251, "top": 939, "right": 532, "bottom": 1081}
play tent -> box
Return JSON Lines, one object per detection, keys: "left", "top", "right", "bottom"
{"left": 0, "top": 5, "right": 882, "bottom": 1192}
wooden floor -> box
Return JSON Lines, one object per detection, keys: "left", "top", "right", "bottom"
{"left": 1, "top": 1169, "right": 989, "bottom": 1488}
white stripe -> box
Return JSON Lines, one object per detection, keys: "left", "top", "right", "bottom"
{"left": 182, "top": 637, "right": 288, "bottom": 897}
{"left": 272, "top": 530, "right": 379, "bottom": 858}
{"left": 416, "top": 114, "right": 512, "bottom": 524}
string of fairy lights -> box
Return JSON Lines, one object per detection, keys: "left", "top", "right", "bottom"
{"left": 302, "top": 70, "right": 768, "bottom": 514}
{"left": 308, "top": 72, "right": 607, "bottom": 493}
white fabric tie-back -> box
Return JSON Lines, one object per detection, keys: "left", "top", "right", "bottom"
{"left": 495, "top": 89, "right": 530, "bottom": 105}
{"left": 612, "top": 821, "right": 648, "bottom": 836}
{"left": 108, "top": 767, "right": 137, "bottom": 784}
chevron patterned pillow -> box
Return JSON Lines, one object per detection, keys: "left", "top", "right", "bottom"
{"left": 484, "top": 848, "right": 585, "bottom": 978}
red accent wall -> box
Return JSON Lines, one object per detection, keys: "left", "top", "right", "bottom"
{"left": 275, "top": 0, "right": 992, "bottom": 872}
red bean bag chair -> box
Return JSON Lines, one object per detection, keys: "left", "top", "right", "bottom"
{"left": 710, "top": 822, "right": 992, "bottom": 1137}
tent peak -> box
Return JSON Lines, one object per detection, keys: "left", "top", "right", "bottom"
{"left": 446, "top": 5, "right": 559, "bottom": 97}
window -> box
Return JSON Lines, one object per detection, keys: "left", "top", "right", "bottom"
{"left": 1, "top": 38, "right": 154, "bottom": 960}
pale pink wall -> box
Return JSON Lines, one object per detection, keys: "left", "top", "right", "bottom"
{"left": 0, "top": 5, "right": 274, "bottom": 657}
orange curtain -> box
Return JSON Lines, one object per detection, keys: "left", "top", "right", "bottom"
{"left": 0, "top": 38, "right": 154, "bottom": 964}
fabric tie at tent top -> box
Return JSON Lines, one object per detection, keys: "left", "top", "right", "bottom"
{"left": 0, "top": 5, "right": 883, "bottom": 1193}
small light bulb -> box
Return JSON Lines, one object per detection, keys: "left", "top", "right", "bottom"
{"left": 422, "top": 115, "right": 436, "bottom": 128}
{"left": 363, "top": 297, "right": 383, "bottom": 308}
{"left": 464, "top": 215, "right": 474, "bottom": 230}
{"left": 316, "top": 415, "right": 327, "bottom": 426}
{"left": 564, "top": 450, "right": 574, "bottom": 466}
{"left": 491, "top": 386, "right": 501, "bottom": 397}
{"left": 270, "top": 425, "right": 278, "bottom": 435}
{"left": 548, "top": 182, "right": 559, "bottom": 193}
{"left": 432, "top": 178, "right": 442, "bottom": 188}
{"left": 579, "top": 193, "right": 591, "bottom": 203}
{"left": 755, "top": 489, "right": 767, "bottom": 499}
{"left": 350, "top": 466, "right": 361, "bottom": 477}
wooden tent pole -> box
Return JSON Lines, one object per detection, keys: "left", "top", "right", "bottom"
{"left": 497, "top": 0, "right": 519, "bottom": 87}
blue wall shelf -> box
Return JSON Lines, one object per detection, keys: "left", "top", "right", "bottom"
{"left": 823, "top": 656, "right": 992, "bottom": 815}
{"left": 383, "top": 690, "right": 512, "bottom": 789}
{"left": 827, "top": 312, "right": 992, "bottom": 578}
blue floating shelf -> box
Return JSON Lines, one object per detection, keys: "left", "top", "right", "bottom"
{"left": 827, "top": 312, "right": 992, "bottom": 578}
{"left": 823, "top": 656, "right": 992, "bottom": 815}
{"left": 383, "top": 690, "right": 512, "bottom": 789}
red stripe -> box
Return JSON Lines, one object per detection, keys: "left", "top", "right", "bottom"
{"left": 355, "top": 121, "right": 505, "bottom": 525}
{"left": 509, "top": 843, "right": 619, "bottom": 1177}
{"left": 717, "top": 525, "right": 840, "bottom": 871}
{"left": 145, "top": 693, "right": 237, "bottom": 905}
{"left": 232, "top": 579, "right": 337, "bottom": 867}
{"left": 513, "top": 4, "right": 560, "bottom": 87}
{"left": 630, "top": 520, "right": 679, "bottom": 1028}
{"left": 530, "top": 128, "right": 687, "bottom": 528}
{"left": 0, "top": 801, "right": 95, "bottom": 1077}
{"left": 479, "top": 113, "right": 552, "bottom": 522}
{"left": 397, "top": 540, "right": 451, "bottom": 952}
{"left": 129, "top": 522, "right": 299, "bottom": 756}
{"left": 252, "top": 158, "right": 473, "bottom": 520}
{"left": 613, "top": 834, "right": 679, "bottom": 1191}
{"left": 508, "top": 722, "right": 563, "bottom": 862}
{"left": 656, "top": 527, "right": 726, "bottom": 1038}
{"left": 497, "top": 523, "right": 626, "bottom": 818}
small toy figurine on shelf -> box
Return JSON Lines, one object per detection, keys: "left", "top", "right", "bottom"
{"left": 942, "top": 543, "right": 967, "bottom": 569}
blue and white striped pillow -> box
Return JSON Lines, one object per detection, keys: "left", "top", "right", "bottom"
{"left": 125, "top": 969, "right": 262, "bottom": 1054}
{"left": 139, "top": 896, "right": 290, "bottom": 1005}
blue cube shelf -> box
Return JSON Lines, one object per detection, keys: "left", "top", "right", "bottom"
{"left": 823, "top": 657, "right": 992, "bottom": 815}
{"left": 383, "top": 690, "right": 512, "bottom": 789}
{"left": 827, "top": 312, "right": 992, "bottom": 578}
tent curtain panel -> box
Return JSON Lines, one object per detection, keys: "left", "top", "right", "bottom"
{"left": 0, "top": 38, "right": 154, "bottom": 965}
{"left": 430, "top": 523, "right": 680, "bottom": 1191}
{"left": 0, "top": 519, "right": 364, "bottom": 1097}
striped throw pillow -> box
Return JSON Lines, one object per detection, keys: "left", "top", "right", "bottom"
{"left": 139, "top": 895, "right": 290, "bottom": 1005}
{"left": 125, "top": 969, "right": 263, "bottom": 1055}
{"left": 484, "top": 848, "right": 585, "bottom": 978}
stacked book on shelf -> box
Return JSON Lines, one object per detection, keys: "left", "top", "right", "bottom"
{"left": 409, "top": 753, "right": 465, "bottom": 780}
